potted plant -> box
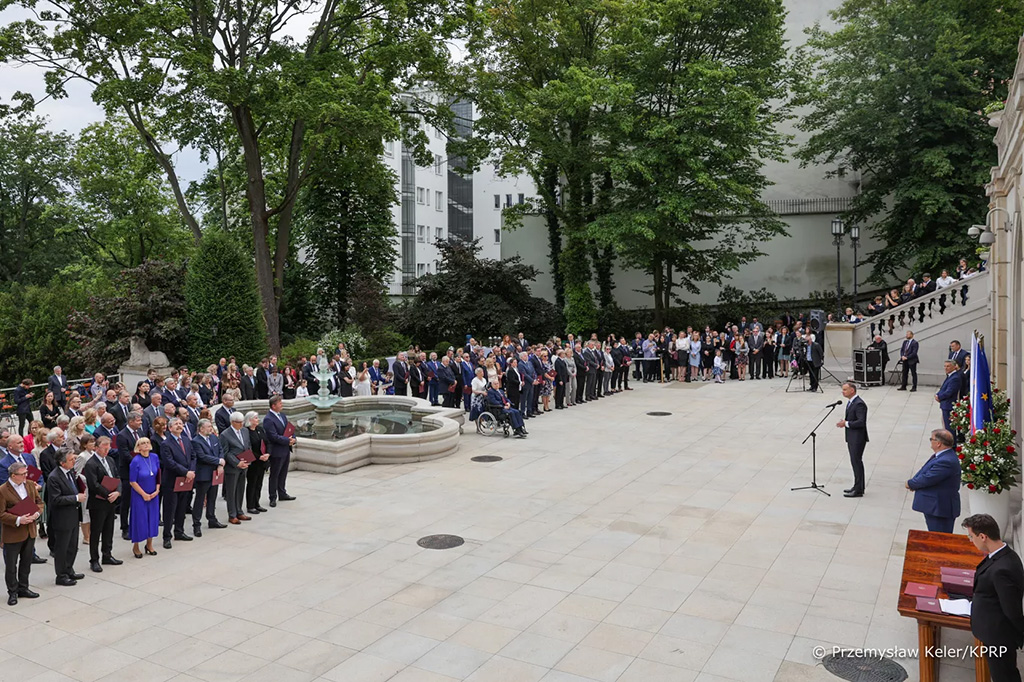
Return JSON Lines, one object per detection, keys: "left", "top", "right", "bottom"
{"left": 952, "top": 389, "right": 1020, "bottom": 530}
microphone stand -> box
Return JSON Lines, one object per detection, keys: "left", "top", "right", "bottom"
{"left": 792, "top": 403, "right": 838, "bottom": 496}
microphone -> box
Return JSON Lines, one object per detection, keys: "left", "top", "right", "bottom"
{"left": 825, "top": 400, "right": 842, "bottom": 408}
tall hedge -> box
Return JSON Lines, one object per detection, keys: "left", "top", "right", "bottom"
{"left": 185, "top": 230, "right": 267, "bottom": 366}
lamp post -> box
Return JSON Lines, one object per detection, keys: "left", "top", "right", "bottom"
{"left": 831, "top": 217, "right": 845, "bottom": 316}
{"left": 849, "top": 224, "right": 860, "bottom": 303}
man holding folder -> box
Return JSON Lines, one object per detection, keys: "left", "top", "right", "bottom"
{"left": 82, "top": 436, "right": 123, "bottom": 572}
{"left": 220, "top": 413, "right": 252, "bottom": 525}
{"left": 0, "top": 461, "right": 43, "bottom": 604}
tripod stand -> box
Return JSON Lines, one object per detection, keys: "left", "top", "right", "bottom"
{"left": 792, "top": 403, "right": 838, "bottom": 496}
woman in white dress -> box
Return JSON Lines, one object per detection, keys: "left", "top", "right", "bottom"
{"left": 354, "top": 366, "right": 372, "bottom": 397}
{"left": 470, "top": 367, "right": 488, "bottom": 420}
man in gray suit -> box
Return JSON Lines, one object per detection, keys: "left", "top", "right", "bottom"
{"left": 142, "top": 391, "right": 163, "bottom": 435}
{"left": 219, "top": 412, "right": 251, "bottom": 525}
{"left": 804, "top": 330, "right": 823, "bottom": 392}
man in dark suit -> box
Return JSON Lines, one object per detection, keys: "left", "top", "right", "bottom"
{"left": 255, "top": 359, "right": 270, "bottom": 400}
{"left": 191, "top": 418, "right": 226, "bottom": 535}
{"left": 219, "top": 415, "right": 250, "bottom": 524}
{"left": 553, "top": 350, "right": 569, "bottom": 409}
{"left": 93, "top": 413, "right": 117, "bottom": 444}
{"left": 111, "top": 391, "right": 132, "bottom": 430}
{"left": 0, "top": 435, "right": 39, "bottom": 486}
{"left": 935, "top": 360, "right": 963, "bottom": 438}
{"left": 263, "top": 396, "right": 296, "bottom": 507}
{"left": 117, "top": 413, "right": 142, "bottom": 540}
{"left": 459, "top": 355, "right": 475, "bottom": 410}
{"left": 518, "top": 352, "right": 537, "bottom": 417}
{"left": 82, "top": 436, "right": 123, "bottom": 572}
{"left": 898, "top": 330, "right": 919, "bottom": 391}
{"left": 142, "top": 392, "right": 163, "bottom": 435}
{"left": 918, "top": 272, "right": 936, "bottom": 297}
{"left": 572, "top": 344, "right": 587, "bottom": 404}
{"left": 948, "top": 340, "right": 968, "bottom": 369}
{"left": 804, "top": 331, "right": 823, "bottom": 392}
{"left": 161, "top": 378, "right": 181, "bottom": 407}
{"left": 962, "top": 514, "right": 1024, "bottom": 682}
{"left": 46, "top": 450, "right": 84, "bottom": 586}
{"left": 409, "top": 358, "right": 425, "bottom": 399}
{"left": 748, "top": 326, "right": 764, "bottom": 379}
{"left": 240, "top": 367, "right": 258, "bottom": 401}
{"left": 393, "top": 353, "right": 410, "bottom": 397}
{"left": 0, "top": 461, "right": 43, "bottom": 604}
{"left": 425, "top": 353, "right": 440, "bottom": 406}
{"left": 215, "top": 394, "right": 236, "bottom": 434}
{"left": 437, "top": 357, "right": 457, "bottom": 408}
{"left": 836, "top": 382, "right": 868, "bottom": 497}
{"left": 183, "top": 394, "right": 202, "bottom": 431}
{"left": 48, "top": 366, "right": 69, "bottom": 407}
{"left": 159, "top": 418, "right": 195, "bottom": 549}
{"left": 906, "top": 429, "right": 961, "bottom": 533}
{"left": 485, "top": 381, "right": 527, "bottom": 438}
{"left": 583, "top": 342, "right": 600, "bottom": 400}
{"left": 504, "top": 357, "right": 522, "bottom": 410}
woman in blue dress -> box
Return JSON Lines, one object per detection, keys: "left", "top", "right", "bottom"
{"left": 688, "top": 331, "right": 702, "bottom": 382}
{"left": 129, "top": 436, "right": 160, "bottom": 558}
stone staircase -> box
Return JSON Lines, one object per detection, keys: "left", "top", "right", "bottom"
{"left": 823, "top": 271, "right": 992, "bottom": 387}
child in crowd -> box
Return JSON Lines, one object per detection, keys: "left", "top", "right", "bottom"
{"left": 381, "top": 372, "right": 395, "bottom": 396}
{"left": 295, "top": 379, "right": 309, "bottom": 398}
{"left": 713, "top": 349, "right": 725, "bottom": 383}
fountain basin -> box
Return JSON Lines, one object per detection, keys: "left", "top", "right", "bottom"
{"left": 226, "top": 395, "right": 464, "bottom": 475}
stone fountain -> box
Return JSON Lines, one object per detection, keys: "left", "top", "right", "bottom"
{"left": 306, "top": 353, "right": 342, "bottom": 439}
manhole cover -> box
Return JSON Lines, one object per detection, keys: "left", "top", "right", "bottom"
{"left": 417, "top": 534, "right": 465, "bottom": 550}
{"left": 647, "top": 411, "right": 672, "bottom": 416}
{"left": 471, "top": 455, "right": 503, "bottom": 462}
{"left": 822, "top": 652, "right": 908, "bottom": 682}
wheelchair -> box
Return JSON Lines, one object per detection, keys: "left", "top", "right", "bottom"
{"left": 476, "top": 405, "right": 511, "bottom": 438}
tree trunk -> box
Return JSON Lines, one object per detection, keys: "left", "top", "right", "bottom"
{"left": 663, "top": 262, "right": 673, "bottom": 316}
{"left": 542, "top": 164, "right": 564, "bottom": 310}
{"left": 652, "top": 256, "right": 664, "bottom": 328}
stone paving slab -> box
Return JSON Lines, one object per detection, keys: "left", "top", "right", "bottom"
{"left": 1, "top": 377, "right": 977, "bottom": 681}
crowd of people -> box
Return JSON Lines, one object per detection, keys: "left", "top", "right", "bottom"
{"left": 839, "top": 258, "right": 981, "bottom": 324}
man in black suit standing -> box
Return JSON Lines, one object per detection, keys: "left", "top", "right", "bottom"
{"left": 962, "top": 514, "right": 1024, "bottom": 682}
{"left": 48, "top": 366, "right": 69, "bottom": 408}
{"left": 46, "top": 451, "right": 85, "bottom": 586}
{"left": 240, "top": 366, "right": 258, "bottom": 401}
{"left": 835, "top": 382, "right": 868, "bottom": 498}
{"left": 573, "top": 344, "right": 587, "bottom": 404}
{"left": 504, "top": 357, "right": 522, "bottom": 411}
{"left": 553, "top": 350, "right": 569, "bottom": 409}
{"left": 748, "top": 326, "right": 764, "bottom": 379}
{"left": 898, "top": 330, "right": 919, "bottom": 392}
{"left": 256, "top": 358, "right": 270, "bottom": 400}
{"left": 160, "top": 418, "right": 195, "bottom": 549}
{"left": 803, "top": 330, "right": 823, "bottom": 392}
{"left": 948, "top": 339, "right": 968, "bottom": 369}
{"left": 82, "top": 436, "right": 122, "bottom": 572}
{"left": 392, "top": 352, "right": 409, "bottom": 397}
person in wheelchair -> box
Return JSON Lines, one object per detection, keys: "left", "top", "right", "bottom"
{"left": 485, "top": 380, "right": 527, "bottom": 439}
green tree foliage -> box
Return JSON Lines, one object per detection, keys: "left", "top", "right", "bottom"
{"left": 467, "top": 0, "right": 633, "bottom": 333}
{"left": 68, "top": 261, "right": 189, "bottom": 373}
{"left": 59, "top": 117, "right": 194, "bottom": 269}
{"left": 794, "top": 0, "right": 1024, "bottom": 283}
{"left": 0, "top": 118, "right": 78, "bottom": 285}
{"left": 0, "top": 280, "right": 91, "bottom": 384}
{"left": 346, "top": 273, "right": 394, "bottom": 337}
{"left": 278, "top": 259, "right": 320, "bottom": 346}
{"left": 0, "top": 0, "right": 470, "bottom": 352}
{"left": 298, "top": 144, "right": 398, "bottom": 329}
{"left": 397, "top": 239, "right": 563, "bottom": 348}
{"left": 594, "top": 0, "right": 790, "bottom": 325}
{"left": 185, "top": 230, "right": 267, "bottom": 366}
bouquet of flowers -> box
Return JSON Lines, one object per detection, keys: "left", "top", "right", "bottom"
{"left": 957, "top": 420, "right": 1020, "bottom": 493}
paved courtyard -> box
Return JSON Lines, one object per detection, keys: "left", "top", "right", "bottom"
{"left": 0, "top": 377, "right": 983, "bottom": 681}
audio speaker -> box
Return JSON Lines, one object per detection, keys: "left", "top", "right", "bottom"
{"left": 809, "top": 309, "right": 827, "bottom": 334}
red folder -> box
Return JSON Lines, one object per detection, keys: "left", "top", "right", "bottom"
{"left": 915, "top": 597, "right": 943, "bottom": 614}
{"left": 173, "top": 476, "right": 194, "bottom": 492}
{"left": 283, "top": 422, "right": 295, "bottom": 438}
{"left": 211, "top": 469, "right": 224, "bottom": 486}
{"left": 942, "top": 575, "right": 974, "bottom": 597}
{"left": 904, "top": 582, "right": 938, "bottom": 598}
{"left": 25, "top": 466, "right": 42, "bottom": 483}
{"left": 8, "top": 496, "right": 38, "bottom": 517}
{"left": 100, "top": 476, "right": 119, "bottom": 492}
{"left": 237, "top": 449, "right": 255, "bottom": 463}
{"left": 940, "top": 567, "right": 975, "bottom": 579}
{"left": 76, "top": 477, "right": 86, "bottom": 494}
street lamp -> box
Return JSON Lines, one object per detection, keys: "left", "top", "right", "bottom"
{"left": 831, "top": 217, "right": 845, "bottom": 316}
{"left": 849, "top": 223, "right": 860, "bottom": 302}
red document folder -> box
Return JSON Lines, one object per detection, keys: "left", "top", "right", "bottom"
{"left": 904, "top": 582, "right": 938, "bottom": 598}
{"left": 211, "top": 469, "right": 224, "bottom": 486}
{"left": 9, "top": 496, "right": 39, "bottom": 517}
{"left": 915, "top": 597, "right": 943, "bottom": 614}
{"left": 237, "top": 449, "right": 255, "bottom": 463}
{"left": 25, "top": 466, "right": 42, "bottom": 483}
{"left": 173, "top": 477, "right": 194, "bottom": 492}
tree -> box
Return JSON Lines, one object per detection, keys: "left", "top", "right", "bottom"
{"left": 185, "top": 230, "right": 267, "bottom": 366}
{"left": 467, "top": 0, "right": 634, "bottom": 333}
{"left": 794, "top": 0, "right": 1024, "bottom": 283}
{"left": 298, "top": 143, "right": 399, "bottom": 329}
{"left": 397, "top": 239, "right": 561, "bottom": 348}
{"left": 68, "top": 260, "right": 189, "bottom": 373}
{"left": 1, "top": 0, "right": 470, "bottom": 352}
{"left": 0, "top": 117, "right": 78, "bottom": 285}
{"left": 593, "top": 0, "right": 790, "bottom": 326}
{"left": 0, "top": 280, "right": 91, "bottom": 384}
{"left": 60, "top": 117, "right": 194, "bottom": 268}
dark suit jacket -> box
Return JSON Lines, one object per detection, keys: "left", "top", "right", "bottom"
{"left": 807, "top": 341, "right": 823, "bottom": 368}
{"left": 215, "top": 406, "right": 234, "bottom": 434}
{"left": 111, "top": 401, "right": 131, "bottom": 429}
{"left": 46, "top": 466, "right": 82, "bottom": 529}
{"left": 48, "top": 374, "right": 68, "bottom": 403}
{"left": 192, "top": 433, "right": 223, "bottom": 482}
{"left": 868, "top": 339, "right": 889, "bottom": 365}
{"left": 554, "top": 358, "right": 569, "bottom": 383}
{"left": 437, "top": 364, "right": 456, "bottom": 395}
{"left": 844, "top": 396, "right": 869, "bottom": 445}
{"left": 972, "top": 545, "right": 1024, "bottom": 648}
{"left": 948, "top": 348, "right": 968, "bottom": 369}
{"left": 117, "top": 428, "right": 141, "bottom": 480}
{"left": 83, "top": 454, "right": 120, "bottom": 511}
{"left": 13, "top": 386, "right": 32, "bottom": 417}
{"left": 263, "top": 411, "right": 291, "bottom": 458}
{"left": 159, "top": 435, "right": 195, "bottom": 488}
{"left": 220, "top": 428, "right": 249, "bottom": 472}
{"left": 0, "top": 480, "right": 43, "bottom": 543}
{"left": 39, "top": 444, "right": 59, "bottom": 481}
{"left": 907, "top": 448, "right": 960, "bottom": 519}
{"left": 900, "top": 339, "right": 919, "bottom": 365}
{"left": 936, "top": 372, "right": 962, "bottom": 411}
{"left": 505, "top": 366, "right": 522, "bottom": 404}
{"left": 0, "top": 451, "right": 38, "bottom": 486}
{"left": 240, "top": 375, "right": 258, "bottom": 401}
{"left": 256, "top": 367, "right": 269, "bottom": 399}
{"left": 393, "top": 361, "right": 409, "bottom": 385}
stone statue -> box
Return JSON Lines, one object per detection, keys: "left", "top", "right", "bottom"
{"left": 127, "top": 338, "right": 171, "bottom": 369}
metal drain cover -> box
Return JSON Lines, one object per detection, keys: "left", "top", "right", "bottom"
{"left": 417, "top": 534, "right": 465, "bottom": 550}
{"left": 647, "top": 411, "right": 672, "bottom": 416}
{"left": 822, "top": 652, "right": 908, "bottom": 682}
{"left": 471, "top": 455, "right": 503, "bottom": 462}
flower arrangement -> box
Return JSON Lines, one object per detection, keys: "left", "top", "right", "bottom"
{"left": 952, "top": 389, "right": 1019, "bottom": 494}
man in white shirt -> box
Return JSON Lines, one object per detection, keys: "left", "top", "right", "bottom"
{"left": 935, "top": 269, "right": 956, "bottom": 289}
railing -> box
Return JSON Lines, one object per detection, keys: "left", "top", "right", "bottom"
{"left": 0, "top": 374, "right": 122, "bottom": 414}
{"left": 764, "top": 197, "right": 856, "bottom": 216}
{"left": 855, "top": 272, "right": 987, "bottom": 339}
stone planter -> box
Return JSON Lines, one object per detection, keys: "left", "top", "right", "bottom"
{"left": 968, "top": 486, "right": 1012, "bottom": 533}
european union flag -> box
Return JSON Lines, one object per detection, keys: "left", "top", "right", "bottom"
{"left": 969, "top": 333, "right": 993, "bottom": 434}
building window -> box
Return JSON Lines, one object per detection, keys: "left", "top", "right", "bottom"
{"left": 494, "top": 194, "right": 500, "bottom": 209}
{"left": 384, "top": 140, "right": 394, "bottom": 157}
{"left": 416, "top": 188, "right": 424, "bottom": 204}
{"left": 417, "top": 225, "right": 425, "bottom": 243}
{"left": 435, "top": 191, "right": 443, "bottom": 210}
{"left": 435, "top": 227, "right": 444, "bottom": 241}
{"left": 417, "top": 263, "right": 426, "bottom": 276}
{"left": 494, "top": 229, "right": 501, "bottom": 243}
{"left": 517, "top": 193, "right": 525, "bottom": 205}
{"left": 505, "top": 194, "right": 512, "bottom": 207}
{"left": 434, "top": 154, "right": 443, "bottom": 175}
